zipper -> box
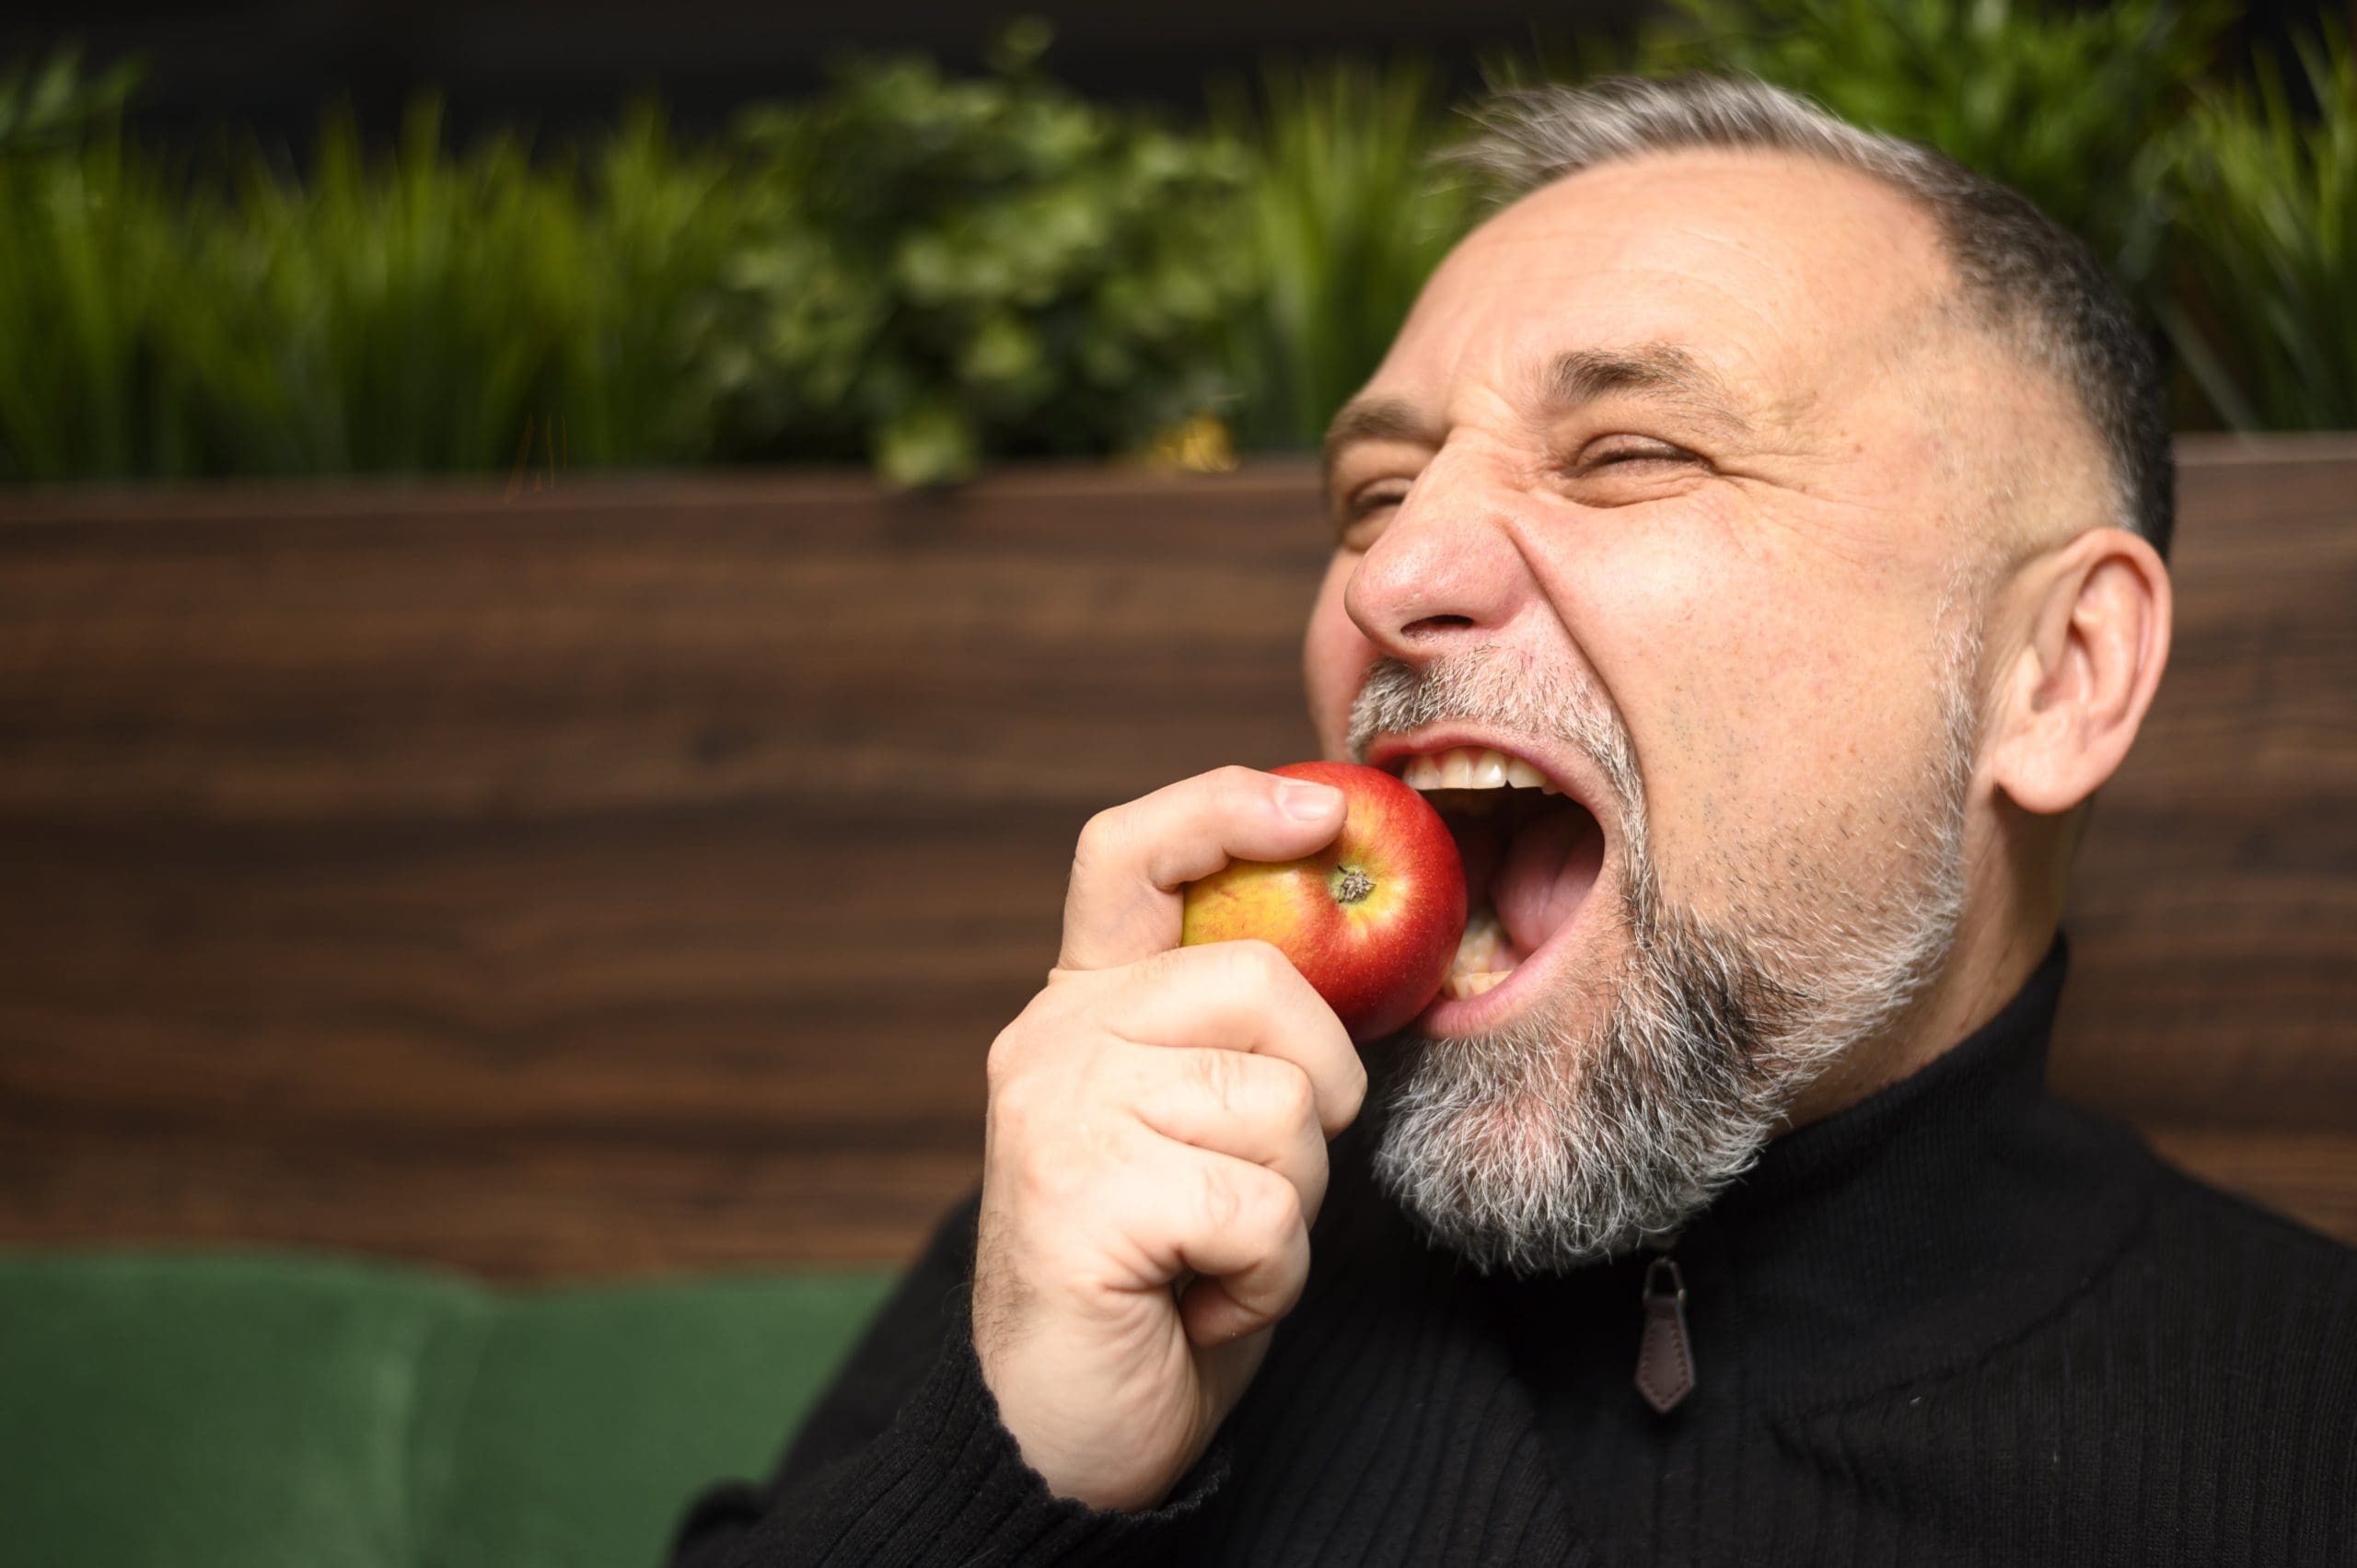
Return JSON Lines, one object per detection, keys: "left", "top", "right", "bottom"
{"left": 1634, "top": 1253, "right": 1697, "bottom": 1414}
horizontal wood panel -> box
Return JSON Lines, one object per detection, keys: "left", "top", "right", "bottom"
{"left": 2050, "top": 438, "right": 2357, "bottom": 1135}
{"left": 2, "top": 438, "right": 2351, "bottom": 1276}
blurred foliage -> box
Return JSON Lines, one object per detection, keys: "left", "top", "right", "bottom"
{"left": 0, "top": 94, "right": 738, "bottom": 481}
{"left": 3, "top": 10, "right": 2355, "bottom": 483}
{"left": 1213, "top": 60, "right": 1479, "bottom": 450}
{"left": 1637, "top": 0, "right": 2228, "bottom": 305}
{"left": 168, "top": 106, "right": 596, "bottom": 474}
{"left": 0, "top": 45, "right": 138, "bottom": 153}
{"left": 2161, "top": 24, "right": 2357, "bottom": 430}
{"left": 687, "top": 21, "right": 1253, "bottom": 485}
{"left": 0, "top": 83, "right": 196, "bottom": 477}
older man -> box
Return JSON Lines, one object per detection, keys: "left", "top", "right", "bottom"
{"left": 673, "top": 76, "right": 2355, "bottom": 1566}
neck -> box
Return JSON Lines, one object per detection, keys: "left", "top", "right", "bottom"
{"left": 1782, "top": 796, "right": 2066, "bottom": 1129}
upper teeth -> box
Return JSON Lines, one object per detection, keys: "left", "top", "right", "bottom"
{"left": 1399, "top": 746, "right": 1558, "bottom": 794}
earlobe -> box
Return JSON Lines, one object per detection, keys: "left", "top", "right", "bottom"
{"left": 1988, "top": 528, "right": 2172, "bottom": 816}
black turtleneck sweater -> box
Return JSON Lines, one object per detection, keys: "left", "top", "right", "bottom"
{"left": 670, "top": 943, "right": 2357, "bottom": 1565}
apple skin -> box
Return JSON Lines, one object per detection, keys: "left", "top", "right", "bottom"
{"left": 1180, "top": 761, "right": 1467, "bottom": 1042}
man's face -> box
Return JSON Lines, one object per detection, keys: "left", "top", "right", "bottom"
{"left": 1307, "top": 149, "right": 2023, "bottom": 1269}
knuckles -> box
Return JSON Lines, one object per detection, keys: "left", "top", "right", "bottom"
{"left": 1229, "top": 937, "right": 1297, "bottom": 991}
{"left": 984, "top": 978, "right": 1094, "bottom": 1095}
{"left": 1207, "top": 762, "right": 1270, "bottom": 796}
{"left": 1268, "top": 1063, "right": 1318, "bottom": 1132}
{"left": 1225, "top": 1164, "right": 1305, "bottom": 1248}
{"left": 1190, "top": 936, "right": 1295, "bottom": 1001}
{"left": 1070, "top": 793, "right": 1148, "bottom": 877}
{"left": 1199, "top": 1051, "right": 1315, "bottom": 1134}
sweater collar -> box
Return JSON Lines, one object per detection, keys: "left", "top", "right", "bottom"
{"left": 1671, "top": 935, "right": 2148, "bottom": 1411}
{"left": 1480, "top": 935, "right": 2153, "bottom": 1414}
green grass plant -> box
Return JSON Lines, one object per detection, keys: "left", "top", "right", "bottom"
{"left": 179, "top": 99, "right": 745, "bottom": 475}
{"left": 0, "top": 116, "right": 201, "bottom": 479}
{"left": 2162, "top": 25, "right": 2357, "bottom": 430}
{"left": 169, "top": 103, "right": 587, "bottom": 474}
{"left": 1213, "top": 59, "right": 1480, "bottom": 450}
{"left": 0, "top": 45, "right": 137, "bottom": 154}
{"left": 0, "top": 86, "right": 737, "bottom": 482}
{"left": 563, "top": 105, "right": 745, "bottom": 467}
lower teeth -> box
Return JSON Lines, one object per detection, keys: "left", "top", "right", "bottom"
{"left": 1444, "top": 908, "right": 1515, "bottom": 1000}
{"left": 1442, "top": 969, "right": 1513, "bottom": 1000}
{"left": 1454, "top": 909, "right": 1505, "bottom": 970}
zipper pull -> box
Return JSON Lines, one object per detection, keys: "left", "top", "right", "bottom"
{"left": 1635, "top": 1254, "right": 1696, "bottom": 1414}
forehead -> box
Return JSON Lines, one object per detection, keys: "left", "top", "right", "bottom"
{"left": 1376, "top": 147, "right": 1955, "bottom": 424}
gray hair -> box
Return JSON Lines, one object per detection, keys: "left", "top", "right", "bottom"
{"left": 1451, "top": 74, "right": 2174, "bottom": 561}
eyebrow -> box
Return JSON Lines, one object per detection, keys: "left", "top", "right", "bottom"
{"left": 1320, "top": 397, "right": 1438, "bottom": 488}
{"left": 1542, "top": 343, "right": 1753, "bottom": 433}
{"left": 1320, "top": 340, "right": 1756, "bottom": 495}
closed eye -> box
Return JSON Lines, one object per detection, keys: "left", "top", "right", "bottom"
{"left": 1579, "top": 438, "right": 1698, "bottom": 471}
{"left": 1333, "top": 482, "right": 1412, "bottom": 546}
{"left": 1346, "top": 484, "right": 1411, "bottom": 517}
{"left": 1558, "top": 438, "right": 1713, "bottom": 507}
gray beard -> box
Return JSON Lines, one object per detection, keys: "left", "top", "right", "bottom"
{"left": 1348, "top": 636, "right": 1978, "bottom": 1275}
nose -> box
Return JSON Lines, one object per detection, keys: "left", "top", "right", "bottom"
{"left": 1342, "top": 447, "right": 1531, "bottom": 661}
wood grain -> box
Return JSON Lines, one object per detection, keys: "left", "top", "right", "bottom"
{"left": 2, "top": 439, "right": 2351, "bottom": 1277}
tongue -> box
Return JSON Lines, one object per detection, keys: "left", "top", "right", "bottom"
{"left": 1492, "top": 808, "right": 1596, "bottom": 956}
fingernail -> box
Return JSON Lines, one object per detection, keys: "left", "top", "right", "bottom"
{"left": 1278, "top": 781, "right": 1344, "bottom": 822}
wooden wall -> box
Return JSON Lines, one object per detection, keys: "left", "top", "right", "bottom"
{"left": 2, "top": 439, "right": 2351, "bottom": 1280}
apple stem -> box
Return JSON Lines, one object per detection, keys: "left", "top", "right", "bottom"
{"left": 1334, "top": 866, "right": 1376, "bottom": 904}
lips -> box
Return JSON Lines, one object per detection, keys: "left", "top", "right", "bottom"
{"left": 1365, "top": 738, "right": 1612, "bottom": 1028}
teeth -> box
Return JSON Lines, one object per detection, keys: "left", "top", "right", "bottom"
{"left": 1443, "top": 911, "right": 1515, "bottom": 1000}
{"left": 1454, "top": 909, "right": 1504, "bottom": 970}
{"left": 1398, "top": 746, "right": 1556, "bottom": 796}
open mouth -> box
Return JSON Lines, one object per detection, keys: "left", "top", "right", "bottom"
{"left": 1374, "top": 740, "right": 1609, "bottom": 1026}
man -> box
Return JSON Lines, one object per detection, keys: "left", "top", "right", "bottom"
{"left": 672, "top": 75, "right": 2355, "bottom": 1565}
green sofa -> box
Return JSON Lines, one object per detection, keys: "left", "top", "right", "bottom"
{"left": 0, "top": 1249, "right": 893, "bottom": 1568}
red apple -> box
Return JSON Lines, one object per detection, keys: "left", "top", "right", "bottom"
{"left": 1180, "top": 761, "right": 1467, "bottom": 1041}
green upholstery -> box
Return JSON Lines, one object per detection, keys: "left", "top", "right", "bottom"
{"left": 0, "top": 1249, "right": 893, "bottom": 1568}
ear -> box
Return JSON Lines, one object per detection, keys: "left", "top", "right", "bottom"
{"left": 1987, "top": 528, "right": 2173, "bottom": 815}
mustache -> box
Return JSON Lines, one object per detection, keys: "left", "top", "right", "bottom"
{"left": 1342, "top": 648, "right": 1646, "bottom": 826}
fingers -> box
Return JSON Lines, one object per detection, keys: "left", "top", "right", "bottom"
{"left": 1096, "top": 940, "right": 1364, "bottom": 1135}
{"left": 969, "top": 766, "right": 1356, "bottom": 1511}
{"left": 1109, "top": 1149, "right": 1313, "bottom": 1347}
{"left": 1123, "top": 1044, "right": 1330, "bottom": 1225}
{"left": 984, "top": 947, "right": 1353, "bottom": 1260}
{"left": 1059, "top": 766, "right": 1345, "bottom": 972}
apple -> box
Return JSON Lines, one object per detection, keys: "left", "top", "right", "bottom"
{"left": 1180, "top": 761, "right": 1467, "bottom": 1041}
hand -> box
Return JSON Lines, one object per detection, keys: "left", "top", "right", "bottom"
{"left": 971, "top": 766, "right": 1367, "bottom": 1512}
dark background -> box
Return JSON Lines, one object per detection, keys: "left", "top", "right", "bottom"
{"left": 3, "top": 1, "right": 2342, "bottom": 146}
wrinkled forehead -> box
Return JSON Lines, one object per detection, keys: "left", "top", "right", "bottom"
{"left": 1381, "top": 148, "right": 1957, "bottom": 430}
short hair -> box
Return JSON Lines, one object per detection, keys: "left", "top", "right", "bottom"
{"left": 1451, "top": 74, "right": 2174, "bottom": 562}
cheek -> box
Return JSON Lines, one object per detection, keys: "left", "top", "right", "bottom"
{"left": 1303, "top": 555, "right": 1372, "bottom": 758}
{"left": 1554, "top": 529, "right": 1931, "bottom": 892}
